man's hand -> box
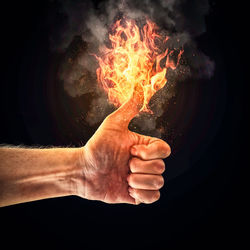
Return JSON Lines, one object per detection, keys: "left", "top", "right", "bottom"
{"left": 0, "top": 93, "right": 170, "bottom": 207}
{"left": 76, "top": 96, "right": 171, "bottom": 205}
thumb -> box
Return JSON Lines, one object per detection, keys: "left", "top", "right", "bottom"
{"left": 108, "top": 86, "right": 144, "bottom": 128}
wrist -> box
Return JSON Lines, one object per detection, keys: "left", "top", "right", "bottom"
{"left": 68, "top": 147, "right": 87, "bottom": 198}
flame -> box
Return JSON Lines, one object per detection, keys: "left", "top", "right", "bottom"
{"left": 95, "top": 18, "right": 183, "bottom": 113}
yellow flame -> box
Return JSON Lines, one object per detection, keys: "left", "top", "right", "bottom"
{"left": 95, "top": 18, "right": 183, "bottom": 112}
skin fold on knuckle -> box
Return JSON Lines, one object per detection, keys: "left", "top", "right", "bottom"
{"left": 131, "top": 189, "right": 143, "bottom": 205}
{"left": 133, "top": 189, "right": 141, "bottom": 202}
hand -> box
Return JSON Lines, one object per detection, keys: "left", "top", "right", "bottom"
{"left": 76, "top": 94, "right": 171, "bottom": 205}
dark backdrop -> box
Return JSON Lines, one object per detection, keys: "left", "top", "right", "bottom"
{"left": 0, "top": 1, "right": 247, "bottom": 249}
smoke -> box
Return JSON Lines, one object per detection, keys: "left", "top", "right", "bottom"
{"left": 49, "top": 0, "right": 214, "bottom": 137}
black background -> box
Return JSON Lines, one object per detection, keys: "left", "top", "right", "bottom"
{"left": 0, "top": 1, "right": 248, "bottom": 249}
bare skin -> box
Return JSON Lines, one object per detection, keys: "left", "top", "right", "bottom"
{"left": 0, "top": 95, "right": 170, "bottom": 207}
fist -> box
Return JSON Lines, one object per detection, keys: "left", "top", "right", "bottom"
{"left": 127, "top": 143, "right": 169, "bottom": 204}
{"left": 76, "top": 94, "right": 171, "bottom": 205}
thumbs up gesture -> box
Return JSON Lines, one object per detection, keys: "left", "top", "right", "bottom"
{"left": 76, "top": 93, "right": 171, "bottom": 205}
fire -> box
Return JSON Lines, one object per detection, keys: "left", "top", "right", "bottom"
{"left": 95, "top": 18, "right": 183, "bottom": 113}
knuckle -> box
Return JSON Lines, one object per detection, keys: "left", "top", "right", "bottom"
{"left": 127, "top": 174, "right": 130, "bottom": 182}
{"left": 165, "top": 144, "right": 171, "bottom": 157}
{"left": 155, "top": 160, "right": 165, "bottom": 173}
{"left": 129, "top": 158, "right": 136, "bottom": 172}
{"left": 168, "top": 145, "right": 171, "bottom": 156}
{"left": 159, "top": 176, "right": 164, "bottom": 188}
{"left": 155, "top": 176, "right": 164, "bottom": 189}
{"left": 132, "top": 157, "right": 141, "bottom": 172}
{"left": 161, "top": 142, "right": 171, "bottom": 158}
{"left": 138, "top": 145, "right": 148, "bottom": 160}
{"left": 127, "top": 174, "right": 132, "bottom": 185}
{"left": 128, "top": 174, "right": 136, "bottom": 186}
{"left": 148, "top": 191, "right": 160, "bottom": 203}
{"left": 154, "top": 191, "right": 161, "bottom": 201}
{"left": 140, "top": 149, "right": 147, "bottom": 160}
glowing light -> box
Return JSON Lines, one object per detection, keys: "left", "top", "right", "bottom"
{"left": 95, "top": 18, "right": 183, "bottom": 113}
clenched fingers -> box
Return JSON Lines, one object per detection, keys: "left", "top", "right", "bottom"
{"left": 127, "top": 173, "right": 164, "bottom": 190}
{"left": 129, "top": 188, "right": 160, "bottom": 204}
{"left": 129, "top": 157, "right": 165, "bottom": 174}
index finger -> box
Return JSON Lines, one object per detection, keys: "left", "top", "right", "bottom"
{"left": 130, "top": 140, "right": 171, "bottom": 160}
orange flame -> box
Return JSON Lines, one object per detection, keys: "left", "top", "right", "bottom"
{"left": 95, "top": 18, "right": 183, "bottom": 113}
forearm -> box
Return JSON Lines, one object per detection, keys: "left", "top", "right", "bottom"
{"left": 0, "top": 147, "right": 83, "bottom": 207}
